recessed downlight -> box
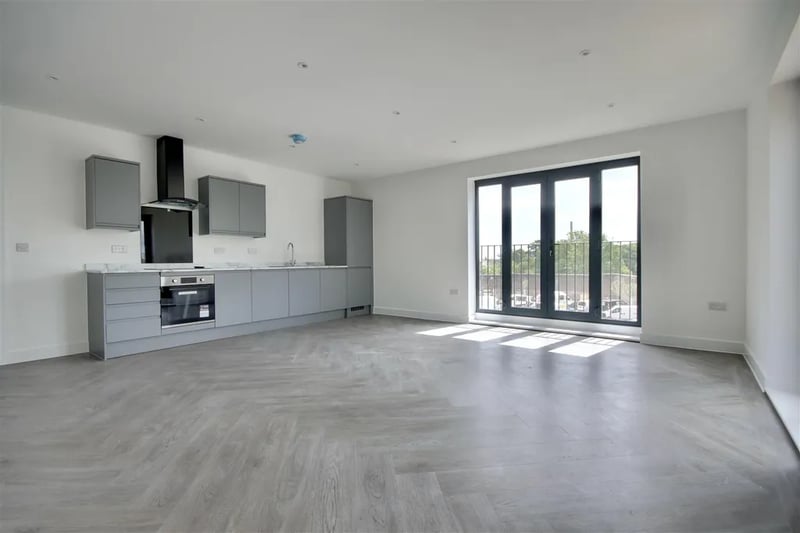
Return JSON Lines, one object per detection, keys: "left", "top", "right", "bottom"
{"left": 607, "top": 103, "right": 615, "bottom": 108}
{"left": 195, "top": 117, "right": 207, "bottom": 123}
{"left": 297, "top": 61, "right": 309, "bottom": 69}
{"left": 392, "top": 110, "right": 401, "bottom": 116}
{"left": 354, "top": 162, "right": 360, "bottom": 167}
{"left": 46, "top": 74, "right": 60, "bottom": 81}
{"left": 450, "top": 140, "right": 457, "bottom": 144}
{"left": 579, "top": 49, "right": 591, "bottom": 57}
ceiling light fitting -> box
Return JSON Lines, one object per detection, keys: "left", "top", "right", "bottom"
{"left": 46, "top": 74, "right": 60, "bottom": 81}
{"left": 195, "top": 117, "right": 206, "bottom": 122}
{"left": 289, "top": 133, "right": 308, "bottom": 145}
{"left": 579, "top": 49, "right": 591, "bottom": 57}
{"left": 392, "top": 110, "right": 401, "bottom": 116}
{"left": 297, "top": 61, "right": 309, "bottom": 69}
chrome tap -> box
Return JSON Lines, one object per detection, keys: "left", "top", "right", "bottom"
{"left": 287, "top": 242, "right": 296, "bottom": 266}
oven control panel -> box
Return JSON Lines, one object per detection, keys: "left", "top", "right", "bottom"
{"left": 160, "top": 274, "right": 215, "bottom": 287}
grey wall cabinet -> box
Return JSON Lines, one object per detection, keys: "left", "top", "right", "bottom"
{"left": 215, "top": 271, "right": 253, "bottom": 327}
{"left": 239, "top": 182, "right": 267, "bottom": 236}
{"left": 320, "top": 269, "right": 347, "bottom": 312}
{"left": 289, "top": 269, "right": 321, "bottom": 316}
{"left": 199, "top": 176, "right": 266, "bottom": 237}
{"left": 252, "top": 270, "right": 289, "bottom": 321}
{"left": 347, "top": 267, "right": 373, "bottom": 308}
{"left": 324, "top": 196, "right": 373, "bottom": 267}
{"left": 86, "top": 155, "right": 141, "bottom": 230}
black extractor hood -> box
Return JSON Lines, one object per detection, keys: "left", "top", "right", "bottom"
{"left": 142, "top": 136, "right": 200, "bottom": 211}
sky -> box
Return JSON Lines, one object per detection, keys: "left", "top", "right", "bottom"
{"left": 479, "top": 165, "right": 638, "bottom": 245}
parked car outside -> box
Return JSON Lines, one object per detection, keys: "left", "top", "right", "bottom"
{"left": 606, "top": 304, "right": 638, "bottom": 321}
{"left": 601, "top": 299, "right": 626, "bottom": 317}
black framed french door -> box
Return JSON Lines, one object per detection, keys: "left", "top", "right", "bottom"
{"left": 475, "top": 156, "right": 640, "bottom": 326}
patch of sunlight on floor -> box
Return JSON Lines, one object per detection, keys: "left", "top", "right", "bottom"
{"left": 501, "top": 332, "right": 574, "bottom": 350}
{"left": 549, "top": 337, "right": 624, "bottom": 357}
{"left": 455, "top": 327, "right": 522, "bottom": 342}
{"left": 417, "top": 324, "right": 486, "bottom": 337}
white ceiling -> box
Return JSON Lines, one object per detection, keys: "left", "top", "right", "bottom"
{"left": 0, "top": 1, "right": 789, "bottom": 180}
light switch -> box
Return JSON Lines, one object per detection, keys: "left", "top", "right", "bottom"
{"left": 214, "top": 247, "right": 225, "bottom": 255}
{"left": 247, "top": 247, "right": 258, "bottom": 255}
{"left": 111, "top": 244, "right": 127, "bottom": 254}
{"left": 15, "top": 243, "right": 29, "bottom": 253}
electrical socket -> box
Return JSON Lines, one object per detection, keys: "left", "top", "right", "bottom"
{"left": 449, "top": 288, "right": 459, "bottom": 295}
{"left": 111, "top": 244, "right": 127, "bottom": 254}
{"left": 213, "top": 247, "right": 225, "bottom": 255}
{"left": 708, "top": 301, "right": 727, "bottom": 312}
{"left": 15, "top": 242, "right": 29, "bottom": 253}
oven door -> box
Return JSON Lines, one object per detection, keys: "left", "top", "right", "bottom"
{"left": 160, "top": 284, "right": 215, "bottom": 327}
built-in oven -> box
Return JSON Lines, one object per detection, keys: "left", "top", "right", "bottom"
{"left": 160, "top": 274, "right": 215, "bottom": 328}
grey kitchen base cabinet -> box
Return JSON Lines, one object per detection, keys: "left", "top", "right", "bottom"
{"left": 347, "top": 267, "right": 373, "bottom": 308}
{"left": 215, "top": 271, "right": 253, "bottom": 327}
{"left": 87, "top": 267, "right": 363, "bottom": 360}
{"left": 104, "top": 311, "right": 344, "bottom": 359}
{"left": 252, "top": 270, "right": 289, "bottom": 321}
{"left": 321, "top": 269, "right": 347, "bottom": 312}
{"left": 289, "top": 269, "right": 321, "bottom": 317}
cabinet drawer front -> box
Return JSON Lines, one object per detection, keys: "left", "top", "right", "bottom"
{"left": 105, "top": 288, "right": 160, "bottom": 305}
{"left": 106, "top": 317, "right": 161, "bottom": 343}
{"left": 105, "top": 273, "right": 159, "bottom": 289}
{"left": 106, "top": 302, "right": 160, "bottom": 321}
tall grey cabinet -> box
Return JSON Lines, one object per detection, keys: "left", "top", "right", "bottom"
{"left": 85, "top": 155, "right": 141, "bottom": 231}
{"left": 324, "top": 196, "right": 373, "bottom": 312}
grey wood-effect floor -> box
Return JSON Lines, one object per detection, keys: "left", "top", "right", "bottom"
{"left": 1, "top": 316, "right": 798, "bottom": 533}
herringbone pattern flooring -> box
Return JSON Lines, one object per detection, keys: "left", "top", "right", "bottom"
{"left": 1, "top": 316, "right": 798, "bottom": 532}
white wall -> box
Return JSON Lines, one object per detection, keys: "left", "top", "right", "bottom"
{"left": 0, "top": 106, "right": 5, "bottom": 363}
{"left": 746, "top": 80, "right": 800, "bottom": 448}
{"left": 355, "top": 110, "right": 747, "bottom": 354}
{"left": 745, "top": 89, "right": 771, "bottom": 386}
{"left": 0, "top": 106, "right": 350, "bottom": 365}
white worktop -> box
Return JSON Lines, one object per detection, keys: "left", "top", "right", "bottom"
{"left": 85, "top": 263, "right": 349, "bottom": 273}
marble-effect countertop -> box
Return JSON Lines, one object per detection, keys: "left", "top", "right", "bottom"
{"left": 85, "top": 263, "right": 348, "bottom": 273}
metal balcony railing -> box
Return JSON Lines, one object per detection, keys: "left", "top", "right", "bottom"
{"left": 478, "top": 241, "right": 638, "bottom": 322}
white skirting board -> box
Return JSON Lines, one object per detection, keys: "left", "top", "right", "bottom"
{"left": 743, "top": 344, "right": 766, "bottom": 391}
{"left": 373, "top": 306, "right": 468, "bottom": 324}
{"left": 2, "top": 341, "right": 90, "bottom": 366}
{"left": 638, "top": 333, "right": 744, "bottom": 355}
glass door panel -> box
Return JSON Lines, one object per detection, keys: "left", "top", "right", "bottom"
{"left": 601, "top": 166, "right": 639, "bottom": 322}
{"left": 474, "top": 157, "right": 639, "bottom": 325}
{"left": 510, "top": 184, "right": 542, "bottom": 310}
{"left": 553, "top": 177, "right": 590, "bottom": 314}
{"left": 477, "top": 184, "right": 503, "bottom": 311}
